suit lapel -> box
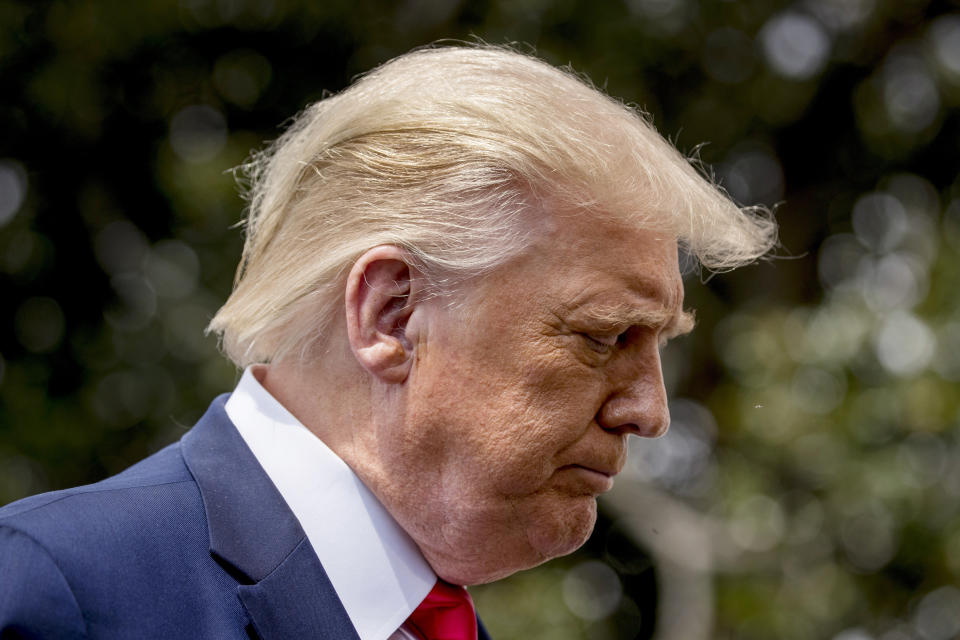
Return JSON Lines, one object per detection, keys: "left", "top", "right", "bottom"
{"left": 237, "top": 538, "right": 360, "bottom": 640}
{"left": 181, "top": 395, "right": 360, "bottom": 640}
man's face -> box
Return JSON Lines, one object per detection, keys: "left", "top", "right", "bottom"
{"left": 381, "top": 212, "right": 692, "bottom": 584}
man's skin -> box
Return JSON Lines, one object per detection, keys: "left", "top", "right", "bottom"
{"left": 262, "top": 205, "right": 694, "bottom": 586}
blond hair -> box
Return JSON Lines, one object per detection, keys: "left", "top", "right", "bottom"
{"left": 209, "top": 44, "right": 777, "bottom": 366}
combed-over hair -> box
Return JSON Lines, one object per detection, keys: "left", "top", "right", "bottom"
{"left": 208, "top": 44, "right": 778, "bottom": 367}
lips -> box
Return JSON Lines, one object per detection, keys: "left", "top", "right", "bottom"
{"left": 563, "top": 451, "right": 624, "bottom": 479}
{"left": 558, "top": 463, "right": 618, "bottom": 493}
{"left": 580, "top": 462, "right": 619, "bottom": 477}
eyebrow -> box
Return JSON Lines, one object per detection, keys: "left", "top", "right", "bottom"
{"left": 578, "top": 303, "right": 696, "bottom": 339}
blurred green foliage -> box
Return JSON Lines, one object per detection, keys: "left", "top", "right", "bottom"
{"left": 2, "top": 0, "right": 959, "bottom": 638}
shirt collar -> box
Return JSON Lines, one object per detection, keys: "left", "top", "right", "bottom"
{"left": 224, "top": 367, "right": 436, "bottom": 640}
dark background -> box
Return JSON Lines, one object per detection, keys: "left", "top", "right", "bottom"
{"left": 2, "top": 1, "right": 960, "bottom": 638}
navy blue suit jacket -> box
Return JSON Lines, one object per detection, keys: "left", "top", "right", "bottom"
{"left": 0, "top": 395, "right": 491, "bottom": 639}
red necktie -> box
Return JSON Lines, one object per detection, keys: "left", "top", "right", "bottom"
{"left": 406, "top": 579, "right": 478, "bottom": 640}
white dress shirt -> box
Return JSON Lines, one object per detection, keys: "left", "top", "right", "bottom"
{"left": 224, "top": 367, "right": 436, "bottom": 640}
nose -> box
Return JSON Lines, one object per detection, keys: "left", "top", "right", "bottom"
{"left": 596, "top": 345, "right": 670, "bottom": 438}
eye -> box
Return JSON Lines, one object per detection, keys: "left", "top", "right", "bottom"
{"left": 581, "top": 331, "right": 626, "bottom": 354}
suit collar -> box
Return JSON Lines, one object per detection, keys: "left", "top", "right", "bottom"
{"left": 181, "top": 395, "right": 300, "bottom": 582}
{"left": 181, "top": 395, "right": 359, "bottom": 640}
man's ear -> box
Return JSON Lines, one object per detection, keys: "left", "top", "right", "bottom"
{"left": 344, "top": 245, "right": 422, "bottom": 384}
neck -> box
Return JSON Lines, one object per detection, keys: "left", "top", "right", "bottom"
{"left": 257, "top": 346, "right": 374, "bottom": 467}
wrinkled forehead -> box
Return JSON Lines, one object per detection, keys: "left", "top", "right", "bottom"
{"left": 492, "top": 205, "right": 684, "bottom": 294}
{"left": 543, "top": 201, "right": 682, "bottom": 263}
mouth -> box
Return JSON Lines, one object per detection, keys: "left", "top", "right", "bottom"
{"left": 558, "top": 464, "right": 618, "bottom": 494}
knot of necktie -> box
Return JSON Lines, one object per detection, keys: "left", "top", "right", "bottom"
{"left": 406, "top": 579, "right": 478, "bottom": 640}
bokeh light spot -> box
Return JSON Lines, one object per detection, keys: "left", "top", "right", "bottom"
{"left": 104, "top": 274, "right": 157, "bottom": 331}
{"left": 883, "top": 173, "right": 940, "bottom": 222}
{"left": 839, "top": 502, "right": 896, "bottom": 572}
{"left": 728, "top": 494, "right": 786, "bottom": 552}
{"left": 94, "top": 221, "right": 149, "bottom": 276}
{"left": 213, "top": 49, "right": 272, "bottom": 108}
{"left": 818, "top": 234, "right": 866, "bottom": 290}
{"left": 0, "top": 159, "right": 27, "bottom": 228}
{"left": 882, "top": 53, "right": 940, "bottom": 133}
{"left": 14, "top": 297, "right": 65, "bottom": 353}
{"left": 791, "top": 366, "right": 846, "bottom": 414}
{"left": 718, "top": 145, "right": 784, "bottom": 206}
{"left": 875, "top": 311, "right": 935, "bottom": 376}
{"left": 933, "top": 322, "right": 960, "bottom": 381}
{"left": 882, "top": 626, "right": 916, "bottom": 640}
{"left": 760, "top": 12, "right": 831, "bottom": 80}
{"left": 144, "top": 240, "right": 200, "bottom": 299}
{"left": 857, "top": 253, "right": 926, "bottom": 311}
{"left": 787, "top": 304, "right": 870, "bottom": 365}
{"left": 897, "top": 433, "right": 947, "bottom": 488}
{"left": 852, "top": 192, "right": 908, "bottom": 253}
{"left": 169, "top": 105, "right": 228, "bottom": 163}
{"left": 805, "top": 0, "right": 875, "bottom": 32}
{"left": 625, "top": 0, "right": 692, "bottom": 35}
{"left": 91, "top": 367, "right": 174, "bottom": 429}
{"left": 562, "top": 561, "right": 622, "bottom": 621}
{"left": 928, "top": 15, "right": 960, "bottom": 79}
{"left": 914, "top": 586, "right": 960, "bottom": 640}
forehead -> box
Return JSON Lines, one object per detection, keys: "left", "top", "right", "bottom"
{"left": 532, "top": 212, "right": 684, "bottom": 308}
{"left": 453, "top": 209, "right": 688, "bottom": 346}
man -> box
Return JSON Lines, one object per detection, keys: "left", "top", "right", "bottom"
{"left": 0, "top": 45, "right": 776, "bottom": 638}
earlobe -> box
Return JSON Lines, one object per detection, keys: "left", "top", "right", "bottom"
{"left": 344, "top": 246, "right": 420, "bottom": 383}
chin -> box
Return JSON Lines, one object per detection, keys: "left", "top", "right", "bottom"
{"left": 432, "top": 499, "right": 598, "bottom": 586}
{"left": 519, "top": 495, "right": 597, "bottom": 568}
{"left": 542, "top": 499, "right": 597, "bottom": 550}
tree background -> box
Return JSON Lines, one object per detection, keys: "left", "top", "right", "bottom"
{"left": 2, "top": 1, "right": 959, "bottom": 638}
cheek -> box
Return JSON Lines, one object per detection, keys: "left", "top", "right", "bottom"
{"left": 508, "top": 349, "right": 605, "bottom": 428}
{"left": 472, "top": 375, "right": 603, "bottom": 495}
{"left": 409, "top": 327, "right": 604, "bottom": 489}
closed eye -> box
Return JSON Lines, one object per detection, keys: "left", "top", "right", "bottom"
{"left": 583, "top": 325, "right": 680, "bottom": 354}
{"left": 581, "top": 331, "right": 627, "bottom": 354}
